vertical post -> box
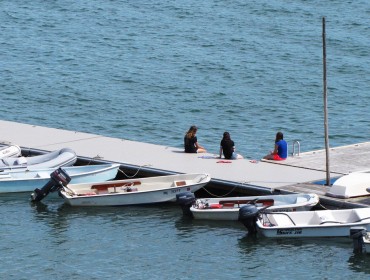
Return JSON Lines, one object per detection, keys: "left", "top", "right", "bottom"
{"left": 322, "top": 17, "right": 331, "bottom": 186}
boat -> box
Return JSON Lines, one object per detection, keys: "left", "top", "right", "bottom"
{"left": 0, "top": 147, "right": 77, "bottom": 170}
{"left": 326, "top": 171, "right": 370, "bottom": 198}
{"left": 42, "top": 173, "right": 211, "bottom": 206}
{"left": 0, "top": 145, "right": 22, "bottom": 159}
{"left": 0, "top": 163, "right": 120, "bottom": 193}
{"left": 176, "top": 193, "right": 319, "bottom": 220}
{"left": 239, "top": 206, "right": 370, "bottom": 238}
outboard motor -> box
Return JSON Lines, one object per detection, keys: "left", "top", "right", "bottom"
{"left": 350, "top": 226, "right": 366, "bottom": 253}
{"left": 176, "top": 192, "right": 196, "bottom": 217}
{"left": 238, "top": 204, "right": 259, "bottom": 235}
{"left": 30, "top": 168, "right": 71, "bottom": 202}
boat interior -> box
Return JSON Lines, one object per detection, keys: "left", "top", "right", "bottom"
{"left": 68, "top": 179, "right": 190, "bottom": 196}
{"left": 262, "top": 209, "right": 367, "bottom": 227}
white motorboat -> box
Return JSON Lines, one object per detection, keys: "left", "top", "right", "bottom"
{"left": 239, "top": 206, "right": 370, "bottom": 238}
{"left": 326, "top": 171, "right": 370, "bottom": 198}
{"left": 0, "top": 148, "right": 77, "bottom": 170}
{"left": 0, "top": 163, "right": 120, "bottom": 193}
{"left": 176, "top": 193, "right": 319, "bottom": 220}
{"left": 0, "top": 145, "right": 21, "bottom": 159}
{"left": 55, "top": 173, "right": 211, "bottom": 206}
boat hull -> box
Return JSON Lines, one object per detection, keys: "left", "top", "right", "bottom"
{"left": 326, "top": 171, "right": 370, "bottom": 198}
{"left": 256, "top": 208, "right": 370, "bottom": 238}
{"left": 190, "top": 194, "right": 319, "bottom": 220}
{"left": 0, "top": 148, "right": 77, "bottom": 171}
{"left": 60, "top": 173, "right": 211, "bottom": 206}
{"left": 0, "top": 163, "right": 120, "bottom": 193}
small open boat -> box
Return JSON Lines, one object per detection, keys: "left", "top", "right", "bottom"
{"left": 326, "top": 171, "right": 370, "bottom": 198}
{"left": 55, "top": 173, "right": 211, "bottom": 206}
{"left": 239, "top": 206, "right": 370, "bottom": 238}
{"left": 0, "top": 148, "right": 77, "bottom": 170}
{"left": 0, "top": 163, "right": 120, "bottom": 193}
{"left": 0, "top": 145, "right": 21, "bottom": 159}
{"left": 176, "top": 193, "right": 319, "bottom": 220}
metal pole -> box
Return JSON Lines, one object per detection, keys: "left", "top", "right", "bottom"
{"left": 322, "top": 17, "right": 331, "bottom": 186}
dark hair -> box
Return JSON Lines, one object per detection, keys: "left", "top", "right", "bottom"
{"left": 275, "top": 131, "right": 284, "bottom": 142}
{"left": 223, "top": 131, "right": 231, "bottom": 140}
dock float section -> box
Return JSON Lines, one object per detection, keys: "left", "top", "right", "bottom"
{"left": 1, "top": 120, "right": 369, "bottom": 209}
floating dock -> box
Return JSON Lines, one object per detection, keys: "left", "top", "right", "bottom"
{"left": 1, "top": 120, "right": 369, "bottom": 208}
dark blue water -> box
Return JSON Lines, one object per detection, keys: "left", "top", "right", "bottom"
{"left": 1, "top": 0, "right": 370, "bottom": 278}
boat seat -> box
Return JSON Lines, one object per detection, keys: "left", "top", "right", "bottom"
{"left": 173, "top": 181, "right": 187, "bottom": 187}
{"left": 295, "top": 196, "right": 308, "bottom": 203}
{"left": 15, "top": 157, "right": 27, "bottom": 165}
{"left": 316, "top": 212, "right": 342, "bottom": 225}
{"left": 269, "top": 213, "right": 295, "bottom": 226}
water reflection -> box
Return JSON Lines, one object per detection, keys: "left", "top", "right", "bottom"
{"left": 237, "top": 234, "right": 370, "bottom": 276}
{"left": 174, "top": 215, "right": 245, "bottom": 236}
{"left": 348, "top": 253, "right": 370, "bottom": 274}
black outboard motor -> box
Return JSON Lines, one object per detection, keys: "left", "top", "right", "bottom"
{"left": 176, "top": 192, "right": 196, "bottom": 217}
{"left": 30, "top": 168, "right": 71, "bottom": 202}
{"left": 350, "top": 226, "right": 366, "bottom": 254}
{"left": 238, "top": 204, "right": 259, "bottom": 235}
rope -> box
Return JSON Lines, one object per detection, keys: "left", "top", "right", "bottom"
{"left": 85, "top": 155, "right": 104, "bottom": 165}
{"left": 318, "top": 202, "right": 329, "bottom": 210}
{"left": 118, "top": 164, "right": 152, "bottom": 179}
{"left": 201, "top": 183, "right": 238, "bottom": 198}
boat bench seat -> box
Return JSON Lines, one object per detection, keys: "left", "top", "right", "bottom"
{"left": 15, "top": 157, "right": 27, "bottom": 165}
{"left": 173, "top": 181, "right": 187, "bottom": 187}
{"left": 315, "top": 210, "right": 359, "bottom": 225}
{"left": 269, "top": 213, "right": 295, "bottom": 226}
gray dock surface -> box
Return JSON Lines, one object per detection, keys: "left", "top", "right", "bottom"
{"left": 1, "top": 120, "right": 369, "bottom": 208}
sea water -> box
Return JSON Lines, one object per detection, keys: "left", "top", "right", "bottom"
{"left": 1, "top": 0, "right": 370, "bottom": 279}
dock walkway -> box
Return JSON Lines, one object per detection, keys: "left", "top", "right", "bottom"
{"left": 1, "top": 120, "right": 369, "bottom": 208}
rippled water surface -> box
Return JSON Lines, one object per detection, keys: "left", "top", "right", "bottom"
{"left": 1, "top": 0, "right": 370, "bottom": 278}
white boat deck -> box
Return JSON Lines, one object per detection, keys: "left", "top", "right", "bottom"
{"left": 0, "top": 120, "right": 367, "bottom": 195}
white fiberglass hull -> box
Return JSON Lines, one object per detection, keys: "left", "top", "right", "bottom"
{"left": 60, "top": 173, "right": 211, "bottom": 206}
{"left": 191, "top": 193, "right": 319, "bottom": 221}
{"left": 256, "top": 208, "right": 370, "bottom": 238}
{"left": 0, "top": 163, "right": 120, "bottom": 193}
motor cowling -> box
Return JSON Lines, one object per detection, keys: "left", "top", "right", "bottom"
{"left": 176, "top": 192, "right": 196, "bottom": 217}
{"left": 350, "top": 226, "right": 367, "bottom": 254}
{"left": 30, "top": 168, "right": 72, "bottom": 202}
{"left": 238, "top": 204, "right": 259, "bottom": 235}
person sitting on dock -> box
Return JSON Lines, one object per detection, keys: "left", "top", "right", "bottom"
{"left": 184, "top": 125, "right": 206, "bottom": 153}
{"left": 219, "top": 132, "right": 243, "bottom": 160}
{"left": 263, "top": 131, "right": 287, "bottom": 160}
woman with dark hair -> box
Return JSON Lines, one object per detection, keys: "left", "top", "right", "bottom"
{"left": 219, "top": 132, "right": 243, "bottom": 160}
{"left": 263, "top": 131, "right": 288, "bottom": 160}
{"left": 184, "top": 125, "right": 206, "bottom": 153}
